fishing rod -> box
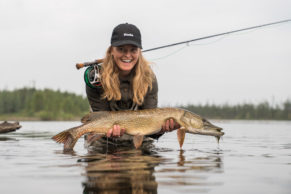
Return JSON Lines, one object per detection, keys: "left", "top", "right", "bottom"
{"left": 143, "top": 19, "right": 291, "bottom": 52}
{"left": 76, "top": 19, "right": 291, "bottom": 69}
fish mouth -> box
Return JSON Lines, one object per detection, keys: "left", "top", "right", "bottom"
{"left": 204, "top": 125, "right": 224, "bottom": 137}
{"left": 206, "top": 127, "right": 224, "bottom": 137}
{"left": 203, "top": 119, "right": 224, "bottom": 137}
{"left": 188, "top": 127, "right": 224, "bottom": 137}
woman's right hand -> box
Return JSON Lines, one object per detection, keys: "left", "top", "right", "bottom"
{"left": 107, "top": 125, "right": 125, "bottom": 138}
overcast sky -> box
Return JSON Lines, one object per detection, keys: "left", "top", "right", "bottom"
{"left": 1, "top": 0, "right": 290, "bottom": 106}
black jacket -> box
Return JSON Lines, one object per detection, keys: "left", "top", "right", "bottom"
{"left": 86, "top": 74, "right": 158, "bottom": 111}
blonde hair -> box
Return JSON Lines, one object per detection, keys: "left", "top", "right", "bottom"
{"left": 100, "top": 46, "right": 154, "bottom": 105}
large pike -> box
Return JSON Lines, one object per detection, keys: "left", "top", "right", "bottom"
{"left": 52, "top": 108, "right": 224, "bottom": 151}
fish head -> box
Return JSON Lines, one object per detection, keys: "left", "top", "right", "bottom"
{"left": 181, "top": 110, "right": 224, "bottom": 138}
{"left": 199, "top": 118, "right": 224, "bottom": 137}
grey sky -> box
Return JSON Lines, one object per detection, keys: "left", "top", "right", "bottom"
{"left": 1, "top": 0, "right": 290, "bottom": 106}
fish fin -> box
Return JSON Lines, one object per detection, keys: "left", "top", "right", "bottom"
{"left": 133, "top": 134, "right": 144, "bottom": 149}
{"left": 52, "top": 130, "right": 77, "bottom": 151}
{"left": 52, "top": 130, "right": 70, "bottom": 143}
{"left": 177, "top": 127, "right": 186, "bottom": 148}
{"left": 81, "top": 113, "right": 91, "bottom": 123}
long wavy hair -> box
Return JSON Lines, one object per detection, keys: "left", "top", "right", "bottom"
{"left": 100, "top": 46, "right": 154, "bottom": 105}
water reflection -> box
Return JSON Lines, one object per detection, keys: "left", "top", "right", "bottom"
{"left": 78, "top": 144, "right": 223, "bottom": 194}
{"left": 80, "top": 145, "right": 161, "bottom": 194}
{"left": 0, "top": 136, "right": 18, "bottom": 141}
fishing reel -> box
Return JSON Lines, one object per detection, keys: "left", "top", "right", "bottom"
{"left": 76, "top": 59, "right": 104, "bottom": 89}
{"left": 84, "top": 64, "right": 102, "bottom": 89}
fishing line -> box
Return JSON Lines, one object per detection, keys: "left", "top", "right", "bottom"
{"left": 189, "top": 34, "right": 229, "bottom": 46}
{"left": 148, "top": 45, "right": 188, "bottom": 61}
{"left": 148, "top": 35, "right": 227, "bottom": 61}
{"left": 148, "top": 34, "right": 231, "bottom": 61}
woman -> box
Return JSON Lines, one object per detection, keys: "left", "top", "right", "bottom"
{"left": 85, "top": 23, "right": 179, "bottom": 146}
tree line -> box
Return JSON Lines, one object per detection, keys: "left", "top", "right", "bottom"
{"left": 180, "top": 101, "right": 291, "bottom": 120}
{"left": 0, "top": 87, "right": 89, "bottom": 120}
{"left": 0, "top": 87, "right": 290, "bottom": 120}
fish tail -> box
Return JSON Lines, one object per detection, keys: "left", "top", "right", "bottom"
{"left": 52, "top": 130, "right": 71, "bottom": 144}
{"left": 63, "top": 134, "right": 78, "bottom": 152}
{"left": 52, "top": 130, "right": 78, "bottom": 151}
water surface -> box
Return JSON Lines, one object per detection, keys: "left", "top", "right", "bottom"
{"left": 0, "top": 120, "right": 290, "bottom": 194}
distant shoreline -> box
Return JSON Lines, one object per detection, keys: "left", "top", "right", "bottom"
{"left": 1, "top": 87, "right": 290, "bottom": 121}
{"left": 1, "top": 112, "right": 291, "bottom": 121}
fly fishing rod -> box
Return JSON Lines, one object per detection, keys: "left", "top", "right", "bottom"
{"left": 76, "top": 19, "right": 291, "bottom": 69}
{"left": 142, "top": 19, "right": 291, "bottom": 52}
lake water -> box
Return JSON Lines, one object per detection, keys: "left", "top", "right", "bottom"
{"left": 0, "top": 120, "right": 290, "bottom": 194}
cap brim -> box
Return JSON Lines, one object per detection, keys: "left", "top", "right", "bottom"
{"left": 111, "top": 40, "right": 142, "bottom": 49}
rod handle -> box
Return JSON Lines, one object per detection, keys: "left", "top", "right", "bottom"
{"left": 76, "top": 63, "right": 85, "bottom": 69}
{"left": 75, "top": 59, "right": 104, "bottom": 70}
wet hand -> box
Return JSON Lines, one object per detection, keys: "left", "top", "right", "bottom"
{"left": 107, "top": 125, "right": 125, "bottom": 138}
{"left": 161, "top": 119, "right": 180, "bottom": 133}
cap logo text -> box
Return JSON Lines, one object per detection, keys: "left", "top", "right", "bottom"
{"left": 124, "top": 33, "right": 134, "bottom": 37}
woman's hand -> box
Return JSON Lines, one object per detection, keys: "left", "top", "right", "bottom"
{"left": 107, "top": 124, "right": 126, "bottom": 138}
{"left": 161, "top": 119, "right": 180, "bottom": 133}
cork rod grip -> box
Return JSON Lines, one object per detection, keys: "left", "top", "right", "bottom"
{"left": 75, "top": 59, "right": 104, "bottom": 70}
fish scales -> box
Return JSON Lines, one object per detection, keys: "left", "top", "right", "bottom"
{"left": 80, "top": 108, "right": 185, "bottom": 136}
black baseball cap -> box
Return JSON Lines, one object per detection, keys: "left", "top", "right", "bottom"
{"left": 111, "top": 23, "right": 142, "bottom": 49}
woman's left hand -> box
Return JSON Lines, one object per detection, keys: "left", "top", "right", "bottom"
{"left": 161, "top": 119, "right": 180, "bottom": 133}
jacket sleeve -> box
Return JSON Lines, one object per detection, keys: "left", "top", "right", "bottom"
{"left": 86, "top": 85, "right": 110, "bottom": 111}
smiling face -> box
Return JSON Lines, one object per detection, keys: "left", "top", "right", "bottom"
{"left": 111, "top": 45, "right": 140, "bottom": 76}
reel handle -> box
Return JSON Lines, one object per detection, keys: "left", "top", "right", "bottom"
{"left": 76, "top": 59, "right": 104, "bottom": 70}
